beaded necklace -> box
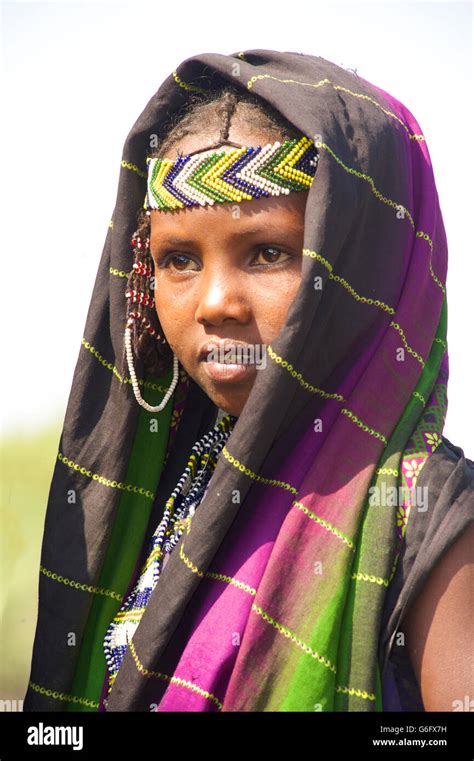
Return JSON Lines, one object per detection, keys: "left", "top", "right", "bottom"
{"left": 103, "top": 411, "right": 237, "bottom": 696}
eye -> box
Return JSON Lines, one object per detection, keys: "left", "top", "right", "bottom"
{"left": 252, "top": 246, "right": 292, "bottom": 266}
{"left": 156, "top": 253, "right": 199, "bottom": 272}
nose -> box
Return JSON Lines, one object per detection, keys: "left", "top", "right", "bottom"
{"left": 194, "top": 267, "right": 252, "bottom": 327}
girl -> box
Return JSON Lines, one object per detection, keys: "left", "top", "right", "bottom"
{"left": 24, "top": 49, "right": 473, "bottom": 712}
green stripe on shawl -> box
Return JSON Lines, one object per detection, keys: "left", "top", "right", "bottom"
{"left": 66, "top": 369, "right": 174, "bottom": 711}
{"left": 338, "top": 295, "right": 447, "bottom": 711}
{"left": 277, "top": 295, "right": 447, "bottom": 711}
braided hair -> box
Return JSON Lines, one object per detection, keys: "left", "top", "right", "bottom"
{"left": 122, "top": 86, "right": 301, "bottom": 381}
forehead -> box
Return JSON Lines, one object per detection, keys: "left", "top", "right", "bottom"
{"left": 150, "top": 191, "right": 308, "bottom": 242}
{"left": 164, "top": 127, "right": 275, "bottom": 158}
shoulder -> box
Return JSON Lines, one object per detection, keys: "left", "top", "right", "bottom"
{"left": 402, "top": 436, "right": 474, "bottom": 710}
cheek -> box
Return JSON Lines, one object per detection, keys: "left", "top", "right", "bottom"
{"left": 152, "top": 278, "right": 195, "bottom": 347}
{"left": 154, "top": 294, "right": 178, "bottom": 334}
{"left": 254, "top": 271, "right": 302, "bottom": 331}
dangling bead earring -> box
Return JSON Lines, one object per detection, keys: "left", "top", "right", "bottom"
{"left": 124, "top": 323, "right": 179, "bottom": 413}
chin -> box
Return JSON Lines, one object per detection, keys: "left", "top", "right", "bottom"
{"left": 181, "top": 361, "right": 256, "bottom": 417}
{"left": 200, "top": 378, "right": 253, "bottom": 417}
{"left": 206, "top": 390, "right": 248, "bottom": 417}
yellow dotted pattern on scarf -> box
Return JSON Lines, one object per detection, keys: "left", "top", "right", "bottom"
{"left": 127, "top": 637, "right": 223, "bottom": 710}
{"left": 351, "top": 571, "right": 390, "bottom": 588}
{"left": 171, "top": 70, "right": 207, "bottom": 93}
{"left": 293, "top": 500, "right": 355, "bottom": 551}
{"left": 120, "top": 159, "right": 146, "bottom": 178}
{"left": 39, "top": 565, "right": 122, "bottom": 601}
{"left": 57, "top": 452, "right": 155, "bottom": 500}
{"left": 252, "top": 603, "right": 337, "bottom": 672}
{"left": 265, "top": 343, "right": 389, "bottom": 444}
{"left": 303, "top": 249, "right": 396, "bottom": 314}
{"left": 330, "top": 272, "right": 396, "bottom": 314}
{"left": 266, "top": 345, "right": 346, "bottom": 400}
{"left": 288, "top": 143, "right": 443, "bottom": 301}
{"left": 266, "top": 343, "right": 427, "bottom": 446}
{"left": 81, "top": 338, "right": 168, "bottom": 393}
{"left": 246, "top": 74, "right": 423, "bottom": 145}
{"left": 28, "top": 681, "right": 99, "bottom": 709}
{"left": 178, "top": 521, "right": 258, "bottom": 595}
{"left": 205, "top": 571, "right": 257, "bottom": 596}
{"left": 390, "top": 322, "right": 425, "bottom": 366}
{"left": 417, "top": 232, "right": 446, "bottom": 294}
{"left": 254, "top": 603, "right": 376, "bottom": 700}
{"left": 221, "top": 446, "right": 298, "bottom": 493}
{"left": 335, "top": 684, "right": 376, "bottom": 702}
{"left": 413, "top": 391, "right": 426, "bottom": 406}
{"left": 340, "top": 408, "right": 387, "bottom": 444}
{"left": 302, "top": 250, "right": 430, "bottom": 369}
{"left": 313, "top": 140, "right": 444, "bottom": 295}
{"left": 109, "top": 266, "right": 129, "bottom": 278}
{"left": 375, "top": 467, "right": 399, "bottom": 477}
{"left": 179, "top": 539, "right": 204, "bottom": 577}
{"left": 303, "top": 248, "right": 334, "bottom": 272}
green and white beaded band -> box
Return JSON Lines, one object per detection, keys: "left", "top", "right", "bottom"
{"left": 144, "top": 136, "right": 318, "bottom": 212}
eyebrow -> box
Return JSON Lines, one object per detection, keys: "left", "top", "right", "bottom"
{"left": 152, "top": 226, "right": 302, "bottom": 247}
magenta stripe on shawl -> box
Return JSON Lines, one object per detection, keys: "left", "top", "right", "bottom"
{"left": 155, "top": 473, "right": 305, "bottom": 710}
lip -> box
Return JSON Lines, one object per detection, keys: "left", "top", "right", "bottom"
{"left": 198, "top": 340, "right": 257, "bottom": 383}
{"left": 202, "top": 361, "right": 255, "bottom": 383}
{"left": 198, "top": 340, "right": 255, "bottom": 362}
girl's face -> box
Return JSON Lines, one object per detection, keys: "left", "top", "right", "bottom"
{"left": 150, "top": 131, "right": 308, "bottom": 417}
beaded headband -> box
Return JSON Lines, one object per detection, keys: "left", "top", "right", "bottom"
{"left": 144, "top": 135, "right": 318, "bottom": 212}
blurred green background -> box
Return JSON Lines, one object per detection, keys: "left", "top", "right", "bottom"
{"left": 0, "top": 419, "right": 63, "bottom": 703}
